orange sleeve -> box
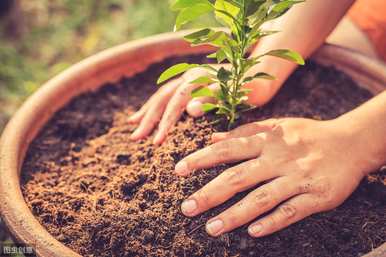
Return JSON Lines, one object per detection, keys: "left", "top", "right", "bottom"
{"left": 348, "top": 0, "right": 386, "bottom": 61}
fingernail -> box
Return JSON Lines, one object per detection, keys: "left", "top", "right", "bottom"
{"left": 248, "top": 223, "right": 263, "bottom": 237}
{"left": 181, "top": 199, "right": 197, "bottom": 216}
{"left": 206, "top": 219, "right": 224, "bottom": 236}
{"left": 175, "top": 161, "right": 189, "bottom": 176}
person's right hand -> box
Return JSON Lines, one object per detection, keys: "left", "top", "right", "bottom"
{"left": 128, "top": 63, "right": 281, "bottom": 145}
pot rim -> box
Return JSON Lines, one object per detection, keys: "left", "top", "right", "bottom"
{"left": 0, "top": 30, "right": 385, "bottom": 257}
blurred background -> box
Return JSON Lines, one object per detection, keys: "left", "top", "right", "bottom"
{"left": 0, "top": 0, "right": 187, "bottom": 132}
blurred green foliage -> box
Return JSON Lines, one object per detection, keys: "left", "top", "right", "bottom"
{"left": 0, "top": 0, "right": 180, "bottom": 130}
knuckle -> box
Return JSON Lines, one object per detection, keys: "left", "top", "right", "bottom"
{"left": 298, "top": 180, "right": 312, "bottom": 194}
{"left": 309, "top": 177, "right": 337, "bottom": 208}
{"left": 311, "top": 177, "right": 331, "bottom": 195}
{"left": 195, "top": 189, "right": 211, "bottom": 209}
{"left": 278, "top": 204, "right": 297, "bottom": 219}
{"left": 241, "top": 137, "right": 256, "bottom": 149}
{"left": 222, "top": 212, "right": 239, "bottom": 228}
{"left": 267, "top": 182, "right": 282, "bottom": 202}
{"left": 321, "top": 191, "right": 335, "bottom": 207}
{"left": 217, "top": 147, "right": 232, "bottom": 160}
{"left": 224, "top": 168, "right": 245, "bottom": 190}
{"left": 215, "top": 140, "right": 235, "bottom": 160}
{"left": 220, "top": 138, "right": 237, "bottom": 147}
{"left": 265, "top": 215, "right": 277, "bottom": 229}
{"left": 253, "top": 190, "right": 270, "bottom": 208}
{"left": 178, "top": 86, "right": 190, "bottom": 97}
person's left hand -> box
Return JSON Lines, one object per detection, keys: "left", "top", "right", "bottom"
{"left": 174, "top": 117, "right": 375, "bottom": 237}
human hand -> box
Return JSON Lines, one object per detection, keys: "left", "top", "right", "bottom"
{"left": 174, "top": 117, "right": 377, "bottom": 237}
{"left": 128, "top": 63, "right": 281, "bottom": 145}
{"left": 128, "top": 65, "right": 225, "bottom": 145}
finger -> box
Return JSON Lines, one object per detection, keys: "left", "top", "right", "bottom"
{"left": 205, "top": 176, "right": 302, "bottom": 237}
{"left": 175, "top": 135, "right": 265, "bottom": 176}
{"left": 130, "top": 78, "right": 182, "bottom": 140}
{"left": 130, "top": 104, "right": 165, "bottom": 141}
{"left": 244, "top": 78, "right": 278, "bottom": 107}
{"left": 128, "top": 82, "right": 173, "bottom": 124}
{"left": 128, "top": 102, "right": 150, "bottom": 124}
{"left": 248, "top": 194, "right": 319, "bottom": 237}
{"left": 181, "top": 158, "right": 276, "bottom": 217}
{"left": 153, "top": 81, "right": 206, "bottom": 145}
{"left": 186, "top": 84, "right": 219, "bottom": 117}
{"left": 212, "top": 119, "right": 276, "bottom": 143}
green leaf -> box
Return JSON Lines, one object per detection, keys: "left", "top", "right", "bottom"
{"left": 243, "top": 72, "right": 276, "bottom": 83}
{"left": 216, "top": 105, "right": 232, "bottom": 115}
{"left": 214, "top": 0, "right": 240, "bottom": 32}
{"left": 246, "top": 0, "right": 265, "bottom": 16}
{"left": 237, "top": 103, "right": 257, "bottom": 113}
{"left": 207, "top": 52, "right": 217, "bottom": 59}
{"left": 215, "top": 49, "right": 227, "bottom": 63}
{"left": 191, "top": 86, "right": 215, "bottom": 98}
{"left": 208, "top": 31, "right": 230, "bottom": 47}
{"left": 215, "top": 88, "right": 226, "bottom": 101}
{"left": 243, "top": 58, "right": 260, "bottom": 72}
{"left": 184, "top": 28, "right": 212, "bottom": 41}
{"left": 189, "top": 76, "right": 215, "bottom": 85}
{"left": 185, "top": 28, "right": 231, "bottom": 48}
{"left": 202, "top": 103, "right": 218, "bottom": 112}
{"left": 265, "top": 49, "right": 305, "bottom": 65}
{"left": 208, "top": 49, "right": 227, "bottom": 63}
{"left": 226, "top": 0, "right": 243, "bottom": 9}
{"left": 267, "top": 1, "right": 304, "bottom": 20}
{"left": 157, "top": 63, "right": 199, "bottom": 84}
{"left": 175, "top": 3, "right": 214, "bottom": 30}
{"left": 171, "top": 0, "right": 212, "bottom": 10}
{"left": 247, "top": 1, "right": 270, "bottom": 28}
{"left": 256, "top": 30, "right": 280, "bottom": 38}
{"left": 189, "top": 31, "right": 229, "bottom": 47}
{"left": 217, "top": 67, "right": 232, "bottom": 82}
{"left": 239, "top": 88, "right": 253, "bottom": 94}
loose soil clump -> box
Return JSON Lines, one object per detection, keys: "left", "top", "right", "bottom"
{"left": 22, "top": 55, "right": 386, "bottom": 257}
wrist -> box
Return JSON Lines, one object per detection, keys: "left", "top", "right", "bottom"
{"left": 333, "top": 109, "right": 386, "bottom": 175}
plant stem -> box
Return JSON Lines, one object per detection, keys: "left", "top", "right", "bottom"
{"left": 227, "top": 5, "right": 248, "bottom": 128}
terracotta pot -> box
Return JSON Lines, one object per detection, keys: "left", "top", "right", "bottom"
{"left": 0, "top": 31, "right": 385, "bottom": 257}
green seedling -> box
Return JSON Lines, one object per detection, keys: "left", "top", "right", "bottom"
{"left": 158, "top": 0, "right": 305, "bottom": 128}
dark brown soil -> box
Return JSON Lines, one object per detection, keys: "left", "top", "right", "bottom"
{"left": 21, "top": 55, "right": 386, "bottom": 257}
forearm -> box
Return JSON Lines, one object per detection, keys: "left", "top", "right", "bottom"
{"left": 252, "top": 0, "right": 355, "bottom": 58}
{"left": 337, "top": 91, "right": 386, "bottom": 174}
{"left": 246, "top": 0, "right": 355, "bottom": 104}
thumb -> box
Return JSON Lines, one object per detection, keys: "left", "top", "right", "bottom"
{"left": 244, "top": 79, "right": 279, "bottom": 107}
